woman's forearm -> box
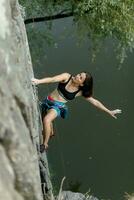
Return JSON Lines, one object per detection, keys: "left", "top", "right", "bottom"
{"left": 38, "top": 77, "right": 53, "bottom": 84}
{"left": 92, "top": 99, "right": 111, "bottom": 115}
{"left": 32, "top": 73, "right": 69, "bottom": 85}
{"left": 87, "top": 97, "right": 122, "bottom": 119}
{"left": 31, "top": 77, "right": 53, "bottom": 85}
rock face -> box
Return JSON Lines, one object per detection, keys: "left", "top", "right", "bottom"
{"left": 0, "top": 0, "right": 53, "bottom": 200}
{"left": 59, "top": 191, "right": 99, "bottom": 200}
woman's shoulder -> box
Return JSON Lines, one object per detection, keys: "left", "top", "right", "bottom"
{"left": 64, "top": 72, "right": 71, "bottom": 77}
{"left": 61, "top": 72, "right": 71, "bottom": 82}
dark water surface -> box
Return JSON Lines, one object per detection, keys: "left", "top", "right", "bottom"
{"left": 28, "top": 18, "right": 134, "bottom": 200}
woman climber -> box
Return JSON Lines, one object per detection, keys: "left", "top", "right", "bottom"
{"left": 32, "top": 72, "right": 122, "bottom": 151}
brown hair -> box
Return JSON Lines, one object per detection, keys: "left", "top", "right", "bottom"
{"left": 80, "top": 72, "right": 93, "bottom": 98}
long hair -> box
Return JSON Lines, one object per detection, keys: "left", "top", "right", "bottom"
{"left": 80, "top": 72, "right": 93, "bottom": 98}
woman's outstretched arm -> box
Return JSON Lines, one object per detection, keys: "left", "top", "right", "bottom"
{"left": 85, "top": 96, "right": 122, "bottom": 119}
{"left": 31, "top": 72, "right": 70, "bottom": 85}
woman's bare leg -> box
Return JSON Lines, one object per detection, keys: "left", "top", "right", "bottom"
{"left": 50, "top": 122, "right": 54, "bottom": 137}
{"left": 42, "top": 121, "right": 54, "bottom": 137}
{"left": 42, "top": 109, "right": 57, "bottom": 149}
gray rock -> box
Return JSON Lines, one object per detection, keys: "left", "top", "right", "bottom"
{"left": 0, "top": 145, "right": 24, "bottom": 200}
{"left": 0, "top": 0, "right": 53, "bottom": 200}
{"left": 59, "top": 191, "right": 99, "bottom": 200}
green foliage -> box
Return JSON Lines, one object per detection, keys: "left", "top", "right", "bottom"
{"left": 74, "top": 0, "right": 134, "bottom": 63}
{"left": 19, "top": 0, "right": 134, "bottom": 63}
{"left": 19, "top": 0, "right": 71, "bottom": 18}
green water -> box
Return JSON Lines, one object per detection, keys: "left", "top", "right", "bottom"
{"left": 28, "top": 18, "right": 134, "bottom": 200}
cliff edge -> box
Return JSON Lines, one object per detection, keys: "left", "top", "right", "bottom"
{"left": 0, "top": 0, "right": 53, "bottom": 200}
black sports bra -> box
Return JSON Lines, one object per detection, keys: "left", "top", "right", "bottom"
{"left": 57, "top": 75, "right": 81, "bottom": 101}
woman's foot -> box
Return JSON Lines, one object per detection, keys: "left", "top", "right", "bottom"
{"left": 50, "top": 126, "right": 55, "bottom": 137}
{"left": 40, "top": 144, "right": 45, "bottom": 153}
{"left": 44, "top": 143, "right": 48, "bottom": 149}
{"left": 40, "top": 143, "right": 48, "bottom": 153}
{"left": 50, "top": 132, "right": 55, "bottom": 138}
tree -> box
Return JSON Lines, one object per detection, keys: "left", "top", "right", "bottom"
{"left": 19, "top": 0, "right": 134, "bottom": 63}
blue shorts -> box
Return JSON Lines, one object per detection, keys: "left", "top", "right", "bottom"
{"left": 41, "top": 96, "right": 68, "bottom": 119}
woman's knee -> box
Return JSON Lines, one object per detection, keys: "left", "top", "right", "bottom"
{"left": 42, "top": 109, "right": 57, "bottom": 124}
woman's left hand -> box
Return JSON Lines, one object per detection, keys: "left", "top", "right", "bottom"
{"left": 31, "top": 78, "right": 40, "bottom": 85}
{"left": 109, "top": 109, "right": 122, "bottom": 119}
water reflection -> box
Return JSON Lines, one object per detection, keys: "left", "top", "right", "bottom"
{"left": 27, "top": 17, "right": 134, "bottom": 200}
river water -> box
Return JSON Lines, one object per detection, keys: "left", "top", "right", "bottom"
{"left": 27, "top": 17, "right": 134, "bottom": 200}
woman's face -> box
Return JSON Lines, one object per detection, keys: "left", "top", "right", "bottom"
{"left": 73, "top": 72, "right": 86, "bottom": 86}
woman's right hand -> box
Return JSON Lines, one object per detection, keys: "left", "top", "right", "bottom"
{"left": 109, "top": 109, "right": 122, "bottom": 119}
{"left": 31, "top": 78, "right": 40, "bottom": 85}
